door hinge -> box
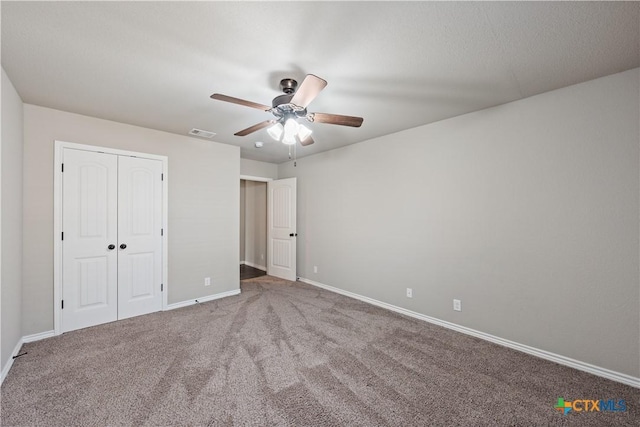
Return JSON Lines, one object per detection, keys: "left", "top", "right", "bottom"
{"left": 61, "top": 163, "right": 64, "bottom": 172}
{"left": 61, "top": 232, "right": 64, "bottom": 241}
{"left": 61, "top": 300, "right": 64, "bottom": 309}
{"left": 161, "top": 283, "right": 163, "bottom": 292}
{"left": 161, "top": 173, "right": 164, "bottom": 181}
{"left": 161, "top": 228, "right": 164, "bottom": 236}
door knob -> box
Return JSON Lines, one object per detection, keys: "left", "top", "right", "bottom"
{"left": 120, "top": 243, "right": 127, "bottom": 249}
{"left": 108, "top": 244, "right": 116, "bottom": 250}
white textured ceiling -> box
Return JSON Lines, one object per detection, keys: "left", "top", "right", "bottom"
{"left": 2, "top": 1, "right": 638, "bottom": 163}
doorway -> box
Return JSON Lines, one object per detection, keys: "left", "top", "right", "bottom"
{"left": 239, "top": 175, "right": 297, "bottom": 282}
{"left": 240, "top": 179, "right": 267, "bottom": 279}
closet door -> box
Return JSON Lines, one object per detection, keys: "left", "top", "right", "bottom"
{"left": 62, "top": 149, "right": 118, "bottom": 332}
{"left": 117, "top": 156, "right": 163, "bottom": 319}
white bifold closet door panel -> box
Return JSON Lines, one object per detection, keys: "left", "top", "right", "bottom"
{"left": 62, "top": 149, "right": 163, "bottom": 333}
{"left": 62, "top": 149, "right": 119, "bottom": 332}
{"left": 117, "top": 156, "right": 163, "bottom": 320}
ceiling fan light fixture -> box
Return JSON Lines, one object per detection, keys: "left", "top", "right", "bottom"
{"left": 282, "top": 132, "right": 297, "bottom": 145}
{"left": 267, "top": 123, "right": 284, "bottom": 141}
{"left": 283, "top": 118, "right": 299, "bottom": 137}
{"left": 297, "top": 124, "right": 312, "bottom": 141}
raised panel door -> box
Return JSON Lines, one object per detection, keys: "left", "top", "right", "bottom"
{"left": 117, "top": 156, "right": 163, "bottom": 319}
{"left": 267, "top": 178, "right": 297, "bottom": 281}
{"left": 62, "top": 149, "right": 118, "bottom": 332}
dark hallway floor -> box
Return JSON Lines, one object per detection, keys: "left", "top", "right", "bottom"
{"left": 240, "top": 264, "right": 266, "bottom": 280}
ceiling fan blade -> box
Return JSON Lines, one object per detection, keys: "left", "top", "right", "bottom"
{"left": 234, "top": 120, "right": 275, "bottom": 136}
{"left": 210, "top": 93, "right": 271, "bottom": 111}
{"left": 290, "top": 74, "right": 327, "bottom": 108}
{"left": 311, "top": 112, "right": 364, "bottom": 127}
{"left": 299, "top": 135, "right": 315, "bottom": 146}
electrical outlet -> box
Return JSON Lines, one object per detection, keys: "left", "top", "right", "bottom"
{"left": 314, "top": 266, "right": 318, "bottom": 273}
{"left": 453, "top": 299, "right": 461, "bottom": 311}
{"left": 406, "top": 288, "right": 413, "bottom": 298}
{"left": 261, "top": 254, "right": 264, "bottom": 260}
{"left": 204, "top": 277, "right": 211, "bottom": 287}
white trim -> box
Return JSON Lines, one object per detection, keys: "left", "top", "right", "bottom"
{"left": 1, "top": 339, "right": 23, "bottom": 384}
{"left": 53, "top": 142, "right": 62, "bottom": 334}
{"left": 162, "top": 156, "right": 169, "bottom": 312}
{"left": 0, "top": 93, "right": 2, "bottom": 384}
{"left": 243, "top": 261, "right": 266, "bottom": 271}
{"left": 22, "top": 330, "right": 55, "bottom": 343}
{"left": 299, "top": 277, "right": 640, "bottom": 389}
{"left": 240, "top": 174, "right": 273, "bottom": 182}
{"left": 56, "top": 141, "right": 169, "bottom": 160}
{"left": 165, "top": 289, "right": 241, "bottom": 311}
{"left": 1, "top": 330, "right": 55, "bottom": 385}
{"left": 53, "top": 140, "right": 169, "bottom": 335}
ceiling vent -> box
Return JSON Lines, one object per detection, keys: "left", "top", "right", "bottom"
{"left": 189, "top": 128, "right": 216, "bottom": 139}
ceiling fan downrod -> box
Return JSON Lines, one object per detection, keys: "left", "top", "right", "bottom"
{"left": 279, "top": 78, "right": 298, "bottom": 94}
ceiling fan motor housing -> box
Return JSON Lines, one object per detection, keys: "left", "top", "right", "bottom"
{"left": 271, "top": 100, "right": 308, "bottom": 121}
{"left": 272, "top": 80, "right": 308, "bottom": 121}
{"left": 272, "top": 94, "right": 294, "bottom": 108}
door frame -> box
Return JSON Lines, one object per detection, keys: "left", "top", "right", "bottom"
{"left": 53, "top": 140, "right": 169, "bottom": 335}
{"left": 240, "top": 175, "right": 272, "bottom": 272}
{"left": 240, "top": 175, "right": 272, "bottom": 183}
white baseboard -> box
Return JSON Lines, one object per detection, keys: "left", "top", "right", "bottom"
{"left": 23, "top": 330, "right": 55, "bottom": 343}
{"left": 1, "top": 329, "right": 56, "bottom": 385}
{"left": 166, "top": 289, "right": 241, "bottom": 311}
{"left": 243, "top": 261, "right": 266, "bottom": 271}
{"left": 1, "top": 339, "right": 24, "bottom": 384}
{"left": 299, "top": 277, "right": 640, "bottom": 389}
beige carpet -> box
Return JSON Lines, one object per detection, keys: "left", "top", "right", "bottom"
{"left": 1, "top": 275, "right": 638, "bottom": 426}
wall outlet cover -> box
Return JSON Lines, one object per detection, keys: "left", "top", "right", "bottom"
{"left": 453, "top": 299, "right": 461, "bottom": 311}
{"left": 406, "top": 288, "right": 413, "bottom": 298}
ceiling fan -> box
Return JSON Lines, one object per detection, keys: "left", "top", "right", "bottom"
{"left": 210, "top": 74, "right": 363, "bottom": 146}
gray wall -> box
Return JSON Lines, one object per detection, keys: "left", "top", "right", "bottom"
{"left": 279, "top": 69, "right": 640, "bottom": 377}
{"left": 244, "top": 181, "right": 267, "bottom": 269}
{"left": 1, "top": 68, "right": 24, "bottom": 370}
{"left": 23, "top": 105, "right": 240, "bottom": 335}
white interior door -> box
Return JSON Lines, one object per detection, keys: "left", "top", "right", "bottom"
{"left": 117, "top": 156, "right": 163, "bottom": 319}
{"left": 267, "top": 177, "right": 297, "bottom": 281}
{"left": 62, "top": 149, "right": 118, "bottom": 332}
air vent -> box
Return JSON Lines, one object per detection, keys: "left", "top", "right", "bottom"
{"left": 189, "top": 128, "right": 216, "bottom": 139}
